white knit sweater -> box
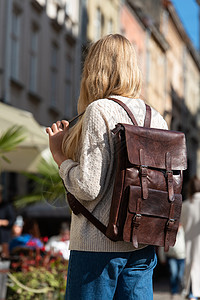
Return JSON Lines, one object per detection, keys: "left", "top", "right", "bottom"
{"left": 59, "top": 96, "right": 168, "bottom": 252}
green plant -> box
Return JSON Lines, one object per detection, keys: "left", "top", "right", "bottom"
{"left": 7, "top": 252, "right": 68, "bottom": 300}
{"left": 0, "top": 125, "right": 26, "bottom": 164}
{"left": 14, "top": 157, "right": 66, "bottom": 208}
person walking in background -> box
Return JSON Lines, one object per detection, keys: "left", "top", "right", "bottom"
{"left": 181, "top": 176, "right": 200, "bottom": 300}
{"left": 158, "top": 224, "right": 186, "bottom": 300}
{"left": 46, "top": 34, "right": 168, "bottom": 300}
{"left": 0, "top": 184, "right": 16, "bottom": 258}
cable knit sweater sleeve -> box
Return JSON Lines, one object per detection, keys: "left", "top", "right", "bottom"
{"left": 59, "top": 101, "right": 111, "bottom": 201}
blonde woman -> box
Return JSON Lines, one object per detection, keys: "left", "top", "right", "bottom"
{"left": 46, "top": 34, "right": 168, "bottom": 300}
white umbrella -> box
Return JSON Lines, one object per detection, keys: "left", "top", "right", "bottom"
{"left": 0, "top": 102, "right": 49, "bottom": 173}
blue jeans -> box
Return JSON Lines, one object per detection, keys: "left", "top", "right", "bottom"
{"left": 167, "top": 258, "right": 185, "bottom": 294}
{"left": 65, "top": 245, "right": 157, "bottom": 300}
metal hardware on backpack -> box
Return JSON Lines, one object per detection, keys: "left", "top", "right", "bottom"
{"left": 66, "top": 98, "right": 187, "bottom": 252}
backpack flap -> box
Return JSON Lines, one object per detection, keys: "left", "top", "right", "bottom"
{"left": 122, "top": 124, "right": 187, "bottom": 171}
{"left": 121, "top": 124, "right": 187, "bottom": 202}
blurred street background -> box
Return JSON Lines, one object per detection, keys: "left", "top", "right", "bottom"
{"left": 0, "top": 0, "right": 199, "bottom": 299}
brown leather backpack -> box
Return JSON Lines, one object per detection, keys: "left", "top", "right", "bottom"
{"left": 67, "top": 98, "right": 187, "bottom": 251}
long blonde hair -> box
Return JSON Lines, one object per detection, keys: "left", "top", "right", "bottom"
{"left": 62, "top": 34, "right": 142, "bottom": 160}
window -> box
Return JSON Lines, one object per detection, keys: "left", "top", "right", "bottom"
{"left": 95, "top": 8, "right": 102, "bottom": 40}
{"left": 50, "top": 44, "right": 58, "bottom": 107}
{"left": 162, "top": 10, "right": 169, "bottom": 37}
{"left": 107, "top": 19, "right": 113, "bottom": 34}
{"left": 65, "top": 0, "right": 73, "bottom": 18}
{"left": 11, "top": 9, "right": 21, "bottom": 80}
{"left": 29, "top": 26, "right": 39, "bottom": 93}
{"left": 65, "top": 56, "right": 73, "bottom": 117}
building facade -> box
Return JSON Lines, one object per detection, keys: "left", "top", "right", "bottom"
{"left": 160, "top": 2, "right": 200, "bottom": 181}
{"left": 121, "top": 0, "right": 200, "bottom": 182}
{"left": 0, "top": 0, "right": 81, "bottom": 127}
{"left": 121, "top": 1, "right": 169, "bottom": 118}
{"left": 85, "top": 0, "right": 120, "bottom": 43}
{"left": 0, "top": 0, "right": 200, "bottom": 197}
{"left": 120, "top": 3, "right": 146, "bottom": 96}
{"left": 0, "top": 0, "right": 81, "bottom": 213}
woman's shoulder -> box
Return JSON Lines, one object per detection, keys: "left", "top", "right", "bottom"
{"left": 86, "top": 96, "right": 145, "bottom": 114}
{"left": 150, "top": 107, "right": 168, "bottom": 130}
{"left": 86, "top": 98, "right": 117, "bottom": 110}
{"left": 82, "top": 99, "right": 113, "bottom": 130}
{"left": 85, "top": 97, "right": 119, "bottom": 119}
{"left": 86, "top": 96, "right": 168, "bottom": 129}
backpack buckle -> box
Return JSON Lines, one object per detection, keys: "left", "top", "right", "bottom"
{"left": 132, "top": 214, "right": 142, "bottom": 228}
{"left": 139, "top": 165, "right": 148, "bottom": 176}
{"left": 166, "top": 218, "right": 175, "bottom": 229}
{"left": 165, "top": 170, "right": 173, "bottom": 177}
{"left": 133, "top": 213, "right": 142, "bottom": 219}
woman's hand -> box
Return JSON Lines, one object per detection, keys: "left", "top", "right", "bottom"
{"left": 46, "top": 120, "right": 69, "bottom": 167}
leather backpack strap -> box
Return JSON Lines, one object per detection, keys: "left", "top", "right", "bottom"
{"left": 144, "top": 104, "right": 151, "bottom": 127}
{"left": 62, "top": 181, "right": 107, "bottom": 236}
{"left": 68, "top": 193, "right": 107, "bottom": 235}
{"left": 107, "top": 98, "right": 138, "bottom": 125}
{"left": 108, "top": 98, "right": 151, "bottom": 128}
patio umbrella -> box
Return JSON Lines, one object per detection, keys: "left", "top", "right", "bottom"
{"left": 0, "top": 102, "right": 49, "bottom": 173}
{"left": 21, "top": 201, "right": 71, "bottom": 218}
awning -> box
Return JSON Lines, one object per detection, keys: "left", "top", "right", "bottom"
{"left": 20, "top": 201, "right": 71, "bottom": 218}
{"left": 0, "top": 102, "right": 49, "bottom": 173}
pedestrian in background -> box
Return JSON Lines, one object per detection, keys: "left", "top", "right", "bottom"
{"left": 181, "top": 176, "right": 200, "bottom": 300}
{"left": 46, "top": 34, "right": 168, "bottom": 300}
{"left": 45, "top": 222, "right": 70, "bottom": 260}
{"left": 158, "top": 224, "right": 186, "bottom": 300}
{"left": 9, "top": 218, "right": 43, "bottom": 253}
